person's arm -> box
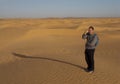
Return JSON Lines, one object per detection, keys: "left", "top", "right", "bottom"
{"left": 90, "top": 35, "right": 98, "bottom": 46}
{"left": 82, "top": 31, "right": 88, "bottom": 39}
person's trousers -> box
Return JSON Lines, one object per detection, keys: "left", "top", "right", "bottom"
{"left": 85, "top": 49, "right": 95, "bottom": 71}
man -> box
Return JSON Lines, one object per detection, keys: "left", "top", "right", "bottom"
{"left": 82, "top": 26, "right": 99, "bottom": 73}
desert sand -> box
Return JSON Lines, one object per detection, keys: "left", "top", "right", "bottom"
{"left": 0, "top": 18, "right": 120, "bottom": 84}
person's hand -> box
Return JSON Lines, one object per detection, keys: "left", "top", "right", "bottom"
{"left": 84, "top": 30, "right": 88, "bottom": 34}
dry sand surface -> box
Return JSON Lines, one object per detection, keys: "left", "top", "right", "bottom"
{"left": 0, "top": 18, "right": 120, "bottom": 84}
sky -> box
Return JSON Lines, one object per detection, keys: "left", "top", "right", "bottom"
{"left": 0, "top": 0, "right": 120, "bottom": 18}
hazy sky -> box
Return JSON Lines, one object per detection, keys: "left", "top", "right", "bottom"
{"left": 0, "top": 0, "right": 120, "bottom": 18}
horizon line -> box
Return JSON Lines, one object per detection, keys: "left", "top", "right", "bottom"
{"left": 0, "top": 17, "right": 120, "bottom": 19}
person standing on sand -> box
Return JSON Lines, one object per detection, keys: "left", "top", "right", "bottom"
{"left": 82, "top": 26, "right": 99, "bottom": 73}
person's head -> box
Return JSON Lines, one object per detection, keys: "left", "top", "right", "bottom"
{"left": 88, "top": 26, "right": 94, "bottom": 34}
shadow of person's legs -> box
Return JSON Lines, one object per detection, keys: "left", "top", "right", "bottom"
{"left": 12, "top": 52, "right": 85, "bottom": 71}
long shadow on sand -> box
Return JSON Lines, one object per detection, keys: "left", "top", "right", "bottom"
{"left": 12, "top": 52, "right": 85, "bottom": 70}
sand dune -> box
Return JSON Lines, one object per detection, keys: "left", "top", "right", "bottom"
{"left": 0, "top": 18, "right": 120, "bottom": 84}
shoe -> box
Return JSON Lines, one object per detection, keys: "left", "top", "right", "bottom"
{"left": 88, "top": 70, "right": 94, "bottom": 74}
{"left": 85, "top": 69, "right": 89, "bottom": 72}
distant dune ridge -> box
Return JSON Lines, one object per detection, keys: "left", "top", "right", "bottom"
{"left": 0, "top": 18, "right": 120, "bottom": 84}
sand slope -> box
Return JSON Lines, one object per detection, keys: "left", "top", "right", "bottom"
{"left": 0, "top": 18, "right": 120, "bottom": 84}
